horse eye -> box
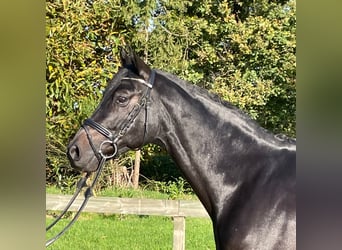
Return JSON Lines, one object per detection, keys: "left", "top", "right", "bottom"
{"left": 116, "top": 96, "right": 128, "bottom": 105}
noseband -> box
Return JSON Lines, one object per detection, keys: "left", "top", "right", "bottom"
{"left": 46, "top": 70, "right": 155, "bottom": 247}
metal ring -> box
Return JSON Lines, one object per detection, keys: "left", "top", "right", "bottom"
{"left": 99, "top": 140, "right": 118, "bottom": 159}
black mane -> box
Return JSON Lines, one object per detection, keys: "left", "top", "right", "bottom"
{"left": 107, "top": 58, "right": 295, "bottom": 145}
{"left": 157, "top": 69, "right": 296, "bottom": 143}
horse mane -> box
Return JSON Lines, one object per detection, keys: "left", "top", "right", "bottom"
{"left": 157, "top": 69, "right": 258, "bottom": 122}
{"left": 157, "top": 70, "right": 239, "bottom": 110}
{"left": 156, "top": 69, "right": 296, "bottom": 143}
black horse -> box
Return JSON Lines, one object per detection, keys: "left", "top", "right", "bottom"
{"left": 67, "top": 49, "right": 296, "bottom": 250}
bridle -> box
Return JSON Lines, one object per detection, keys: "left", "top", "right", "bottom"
{"left": 46, "top": 70, "right": 155, "bottom": 247}
{"left": 82, "top": 70, "right": 155, "bottom": 161}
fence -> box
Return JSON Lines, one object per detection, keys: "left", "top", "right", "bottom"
{"left": 46, "top": 194, "right": 210, "bottom": 250}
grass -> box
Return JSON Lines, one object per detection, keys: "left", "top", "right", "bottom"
{"left": 46, "top": 186, "right": 215, "bottom": 249}
{"left": 46, "top": 213, "right": 215, "bottom": 250}
{"left": 46, "top": 185, "right": 197, "bottom": 200}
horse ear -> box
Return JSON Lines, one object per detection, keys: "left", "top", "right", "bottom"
{"left": 119, "top": 46, "right": 151, "bottom": 81}
{"left": 132, "top": 52, "right": 151, "bottom": 82}
{"left": 119, "top": 46, "right": 134, "bottom": 68}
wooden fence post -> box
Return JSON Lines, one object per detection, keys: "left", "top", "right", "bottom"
{"left": 132, "top": 150, "right": 141, "bottom": 189}
{"left": 173, "top": 216, "right": 185, "bottom": 250}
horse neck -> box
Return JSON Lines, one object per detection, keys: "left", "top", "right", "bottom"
{"left": 153, "top": 72, "right": 271, "bottom": 162}
{"left": 150, "top": 72, "right": 295, "bottom": 216}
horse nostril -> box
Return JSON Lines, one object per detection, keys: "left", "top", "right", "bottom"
{"left": 69, "top": 145, "right": 80, "bottom": 161}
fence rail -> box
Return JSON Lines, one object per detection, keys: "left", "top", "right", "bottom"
{"left": 46, "top": 194, "right": 210, "bottom": 250}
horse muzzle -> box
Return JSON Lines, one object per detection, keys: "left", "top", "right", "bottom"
{"left": 67, "top": 141, "right": 98, "bottom": 172}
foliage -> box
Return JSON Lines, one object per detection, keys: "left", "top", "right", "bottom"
{"left": 160, "top": 177, "right": 193, "bottom": 200}
{"left": 140, "top": 145, "right": 183, "bottom": 182}
{"left": 46, "top": 0, "right": 296, "bottom": 187}
{"left": 46, "top": 135, "right": 79, "bottom": 191}
{"left": 145, "top": 0, "right": 296, "bottom": 135}
{"left": 46, "top": 0, "right": 120, "bottom": 140}
{"left": 141, "top": 177, "right": 194, "bottom": 200}
{"left": 46, "top": 0, "right": 128, "bottom": 186}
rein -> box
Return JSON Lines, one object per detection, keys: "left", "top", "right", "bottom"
{"left": 46, "top": 70, "right": 155, "bottom": 247}
{"left": 46, "top": 158, "right": 106, "bottom": 247}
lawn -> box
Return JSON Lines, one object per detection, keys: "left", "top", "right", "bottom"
{"left": 46, "top": 186, "right": 215, "bottom": 249}
{"left": 46, "top": 213, "right": 215, "bottom": 249}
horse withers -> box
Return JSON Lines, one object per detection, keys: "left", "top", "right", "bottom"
{"left": 67, "top": 49, "right": 296, "bottom": 250}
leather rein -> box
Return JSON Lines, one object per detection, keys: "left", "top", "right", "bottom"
{"left": 46, "top": 70, "right": 155, "bottom": 247}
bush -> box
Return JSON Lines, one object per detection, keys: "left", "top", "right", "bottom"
{"left": 142, "top": 177, "right": 194, "bottom": 199}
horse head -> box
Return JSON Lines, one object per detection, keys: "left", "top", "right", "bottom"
{"left": 67, "top": 48, "right": 156, "bottom": 172}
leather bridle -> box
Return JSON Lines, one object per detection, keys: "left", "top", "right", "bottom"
{"left": 46, "top": 70, "right": 155, "bottom": 247}
{"left": 82, "top": 69, "right": 155, "bottom": 164}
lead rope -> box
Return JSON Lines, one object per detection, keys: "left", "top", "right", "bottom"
{"left": 46, "top": 157, "right": 106, "bottom": 247}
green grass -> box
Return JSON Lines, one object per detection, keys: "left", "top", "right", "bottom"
{"left": 46, "top": 185, "right": 197, "bottom": 200}
{"left": 46, "top": 186, "right": 215, "bottom": 249}
{"left": 46, "top": 213, "right": 215, "bottom": 250}
{"left": 98, "top": 186, "right": 197, "bottom": 200}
